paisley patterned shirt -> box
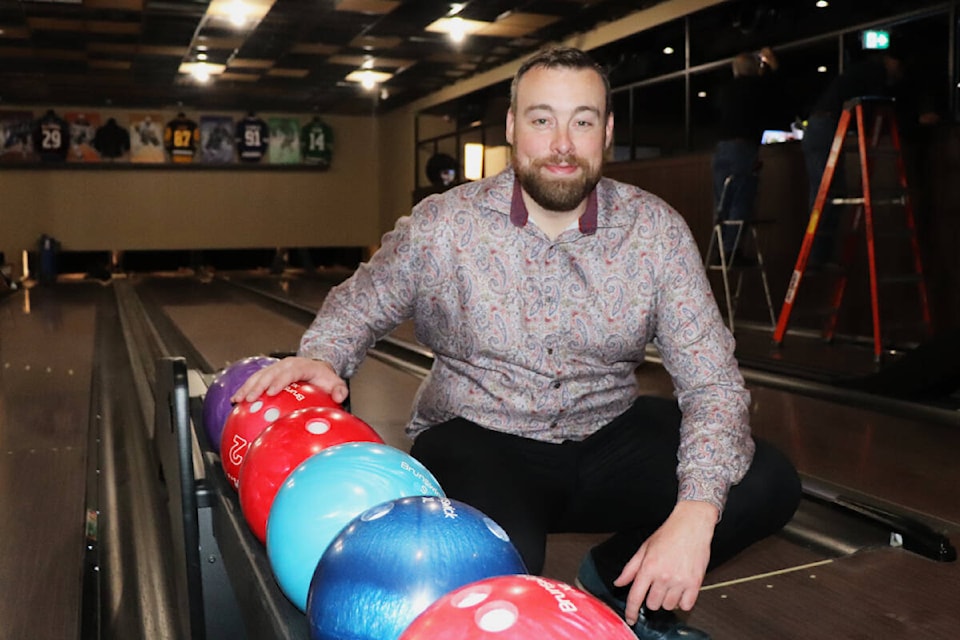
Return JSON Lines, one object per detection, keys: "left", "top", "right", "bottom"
{"left": 300, "top": 168, "right": 755, "bottom": 510}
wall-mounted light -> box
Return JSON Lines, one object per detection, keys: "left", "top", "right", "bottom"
{"left": 464, "top": 143, "right": 484, "bottom": 181}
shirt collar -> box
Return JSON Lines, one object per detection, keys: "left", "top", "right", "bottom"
{"left": 509, "top": 175, "right": 599, "bottom": 235}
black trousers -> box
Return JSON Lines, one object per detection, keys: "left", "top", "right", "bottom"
{"left": 410, "top": 395, "right": 802, "bottom": 597}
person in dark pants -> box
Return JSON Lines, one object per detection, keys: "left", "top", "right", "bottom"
{"left": 236, "top": 47, "right": 801, "bottom": 640}
{"left": 711, "top": 47, "right": 785, "bottom": 264}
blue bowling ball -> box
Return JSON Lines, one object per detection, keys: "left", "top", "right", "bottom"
{"left": 307, "top": 496, "right": 528, "bottom": 640}
{"left": 266, "top": 442, "right": 444, "bottom": 612}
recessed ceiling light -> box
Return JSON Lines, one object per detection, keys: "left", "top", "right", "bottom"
{"left": 816, "top": 1, "right": 829, "bottom": 8}
{"left": 817, "top": 65, "right": 828, "bottom": 73}
{"left": 345, "top": 69, "right": 393, "bottom": 89}
{"left": 449, "top": 17, "right": 466, "bottom": 43}
{"left": 697, "top": 91, "right": 707, "bottom": 98}
{"left": 228, "top": 1, "right": 248, "bottom": 27}
{"left": 663, "top": 46, "right": 675, "bottom": 55}
{"left": 193, "top": 63, "right": 211, "bottom": 82}
{"left": 425, "top": 16, "right": 485, "bottom": 42}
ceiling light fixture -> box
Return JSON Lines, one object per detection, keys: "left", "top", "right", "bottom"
{"left": 345, "top": 69, "right": 392, "bottom": 90}
{"left": 362, "top": 57, "right": 374, "bottom": 69}
{"left": 448, "top": 17, "right": 466, "bottom": 43}
{"left": 228, "top": 1, "right": 248, "bottom": 27}
{"left": 816, "top": 1, "right": 829, "bottom": 8}
{"left": 197, "top": 53, "right": 208, "bottom": 61}
{"left": 663, "top": 46, "right": 674, "bottom": 55}
{"left": 179, "top": 61, "right": 225, "bottom": 80}
{"left": 448, "top": 3, "right": 466, "bottom": 16}
{"left": 192, "top": 63, "right": 212, "bottom": 82}
{"left": 817, "top": 65, "right": 828, "bottom": 73}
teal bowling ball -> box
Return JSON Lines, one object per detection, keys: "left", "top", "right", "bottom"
{"left": 307, "top": 496, "right": 527, "bottom": 640}
{"left": 266, "top": 442, "right": 444, "bottom": 612}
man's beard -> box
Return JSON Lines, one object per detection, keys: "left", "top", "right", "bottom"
{"left": 513, "top": 153, "right": 602, "bottom": 213}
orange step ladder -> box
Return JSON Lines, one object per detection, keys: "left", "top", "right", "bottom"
{"left": 773, "top": 96, "right": 932, "bottom": 361}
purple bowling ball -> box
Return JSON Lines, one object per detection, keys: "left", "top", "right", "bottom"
{"left": 202, "top": 356, "right": 278, "bottom": 452}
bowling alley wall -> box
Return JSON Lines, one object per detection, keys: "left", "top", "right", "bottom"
{"left": 0, "top": 108, "right": 390, "bottom": 279}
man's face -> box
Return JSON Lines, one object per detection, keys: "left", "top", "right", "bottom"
{"left": 507, "top": 65, "right": 613, "bottom": 213}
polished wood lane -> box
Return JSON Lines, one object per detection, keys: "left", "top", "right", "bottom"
{"left": 0, "top": 284, "right": 105, "bottom": 640}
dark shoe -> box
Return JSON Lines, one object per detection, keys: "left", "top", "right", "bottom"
{"left": 575, "top": 552, "right": 712, "bottom": 640}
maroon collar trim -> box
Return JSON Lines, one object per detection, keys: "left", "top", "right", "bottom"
{"left": 509, "top": 177, "right": 599, "bottom": 235}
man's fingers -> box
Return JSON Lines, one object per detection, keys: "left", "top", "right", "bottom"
{"left": 330, "top": 382, "right": 349, "bottom": 404}
{"left": 678, "top": 586, "right": 700, "bottom": 611}
{"left": 624, "top": 575, "right": 652, "bottom": 625}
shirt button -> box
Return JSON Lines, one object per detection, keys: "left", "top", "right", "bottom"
{"left": 547, "top": 348, "right": 554, "bottom": 355}
{"left": 553, "top": 381, "right": 561, "bottom": 389}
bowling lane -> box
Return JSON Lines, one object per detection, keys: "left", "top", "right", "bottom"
{"left": 134, "top": 276, "right": 421, "bottom": 452}
{"left": 136, "top": 276, "right": 308, "bottom": 368}
{"left": 0, "top": 284, "right": 107, "bottom": 640}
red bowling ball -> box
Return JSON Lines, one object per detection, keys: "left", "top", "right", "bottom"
{"left": 220, "top": 382, "right": 340, "bottom": 489}
{"left": 238, "top": 406, "right": 384, "bottom": 544}
{"left": 399, "top": 574, "right": 636, "bottom": 639}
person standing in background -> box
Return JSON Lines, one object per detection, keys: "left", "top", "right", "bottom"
{"left": 711, "top": 47, "right": 784, "bottom": 265}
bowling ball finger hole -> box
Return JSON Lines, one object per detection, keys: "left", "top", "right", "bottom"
{"left": 483, "top": 517, "right": 511, "bottom": 543}
{"left": 360, "top": 502, "right": 395, "bottom": 521}
{"left": 475, "top": 601, "right": 519, "bottom": 632}
{"left": 450, "top": 587, "right": 491, "bottom": 609}
{"left": 305, "top": 419, "right": 331, "bottom": 435}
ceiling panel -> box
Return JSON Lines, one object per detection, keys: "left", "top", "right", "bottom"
{"left": 0, "top": 0, "right": 676, "bottom": 114}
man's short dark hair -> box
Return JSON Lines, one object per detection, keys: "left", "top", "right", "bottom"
{"left": 510, "top": 47, "right": 612, "bottom": 118}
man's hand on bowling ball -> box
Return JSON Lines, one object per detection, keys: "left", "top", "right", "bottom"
{"left": 231, "top": 357, "right": 348, "bottom": 404}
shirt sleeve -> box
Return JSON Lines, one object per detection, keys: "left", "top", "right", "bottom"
{"left": 650, "top": 204, "right": 755, "bottom": 513}
{"left": 297, "top": 213, "right": 421, "bottom": 378}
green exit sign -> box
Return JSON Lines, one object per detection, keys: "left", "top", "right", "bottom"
{"left": 862, "top": 29, "right": 890, "bottom": 50}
